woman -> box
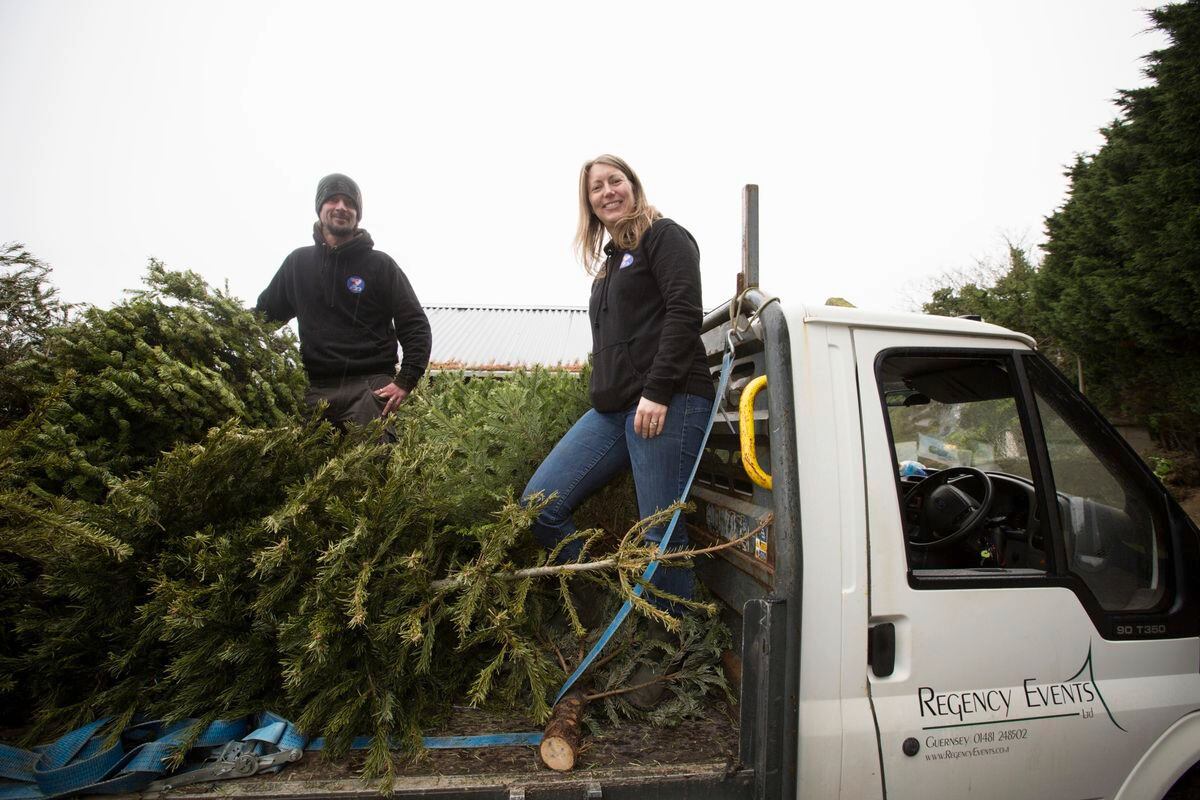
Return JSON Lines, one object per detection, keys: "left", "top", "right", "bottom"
{"left": 522, "top": 154, "right": 715, "bottom": 630}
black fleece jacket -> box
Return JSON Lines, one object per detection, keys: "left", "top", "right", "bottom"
{"left": 588, "top": 218, "right": 714, "bottom": 412}
{"left": 256, "top": 226, "right": 432, "bottom": 390}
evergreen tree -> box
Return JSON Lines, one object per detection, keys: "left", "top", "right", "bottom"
{"left": 4, "top": 260, "right": 308, "bottom": 499}
{"left": 0, "top": 243, "right": 69, "bottom": 424}
{"left": 923, "top": 243, "right": 1039, "bottom": 331}
{"left": 921, "top": 243, "right": 1072, "bottom": 369}
{"left": 0, "top": 259, "right": 309, "bottom": 724}
{"left": 1039, "top": 0, "right": 1200, "bottom": 445}
{"left": 0, "top": 259, "right": 731, "bottom": 782}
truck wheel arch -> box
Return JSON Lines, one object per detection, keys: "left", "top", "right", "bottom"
{"left": 1114, "top": 710, "right": 1200, "bottom": 800}
{"left": 1164, "top": 761, "right": 1200, "bottom": 800}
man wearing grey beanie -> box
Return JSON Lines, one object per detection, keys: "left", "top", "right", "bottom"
{"left": 256, "top": 173, "right": 431, "bottom": 434}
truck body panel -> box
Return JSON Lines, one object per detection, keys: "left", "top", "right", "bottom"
{"left": 1115, "top": 711, "right": 1200, "bottom": 799}
{"left": 836, "top": 319, "right": 1200, "bottom": 800}
{"left": 785, "top": 316, "right": 879, "bottom": 800}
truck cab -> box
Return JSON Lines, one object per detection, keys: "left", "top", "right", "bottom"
{"left": 692, "top": 292, "right": 1200, "bottom": 799}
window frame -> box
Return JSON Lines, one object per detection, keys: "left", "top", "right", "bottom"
{"left": 1018, "top": 352, "right": 1195, "bottom": 637}
{"left": 872, "top": 346, "right": 1198, "bottom": 639}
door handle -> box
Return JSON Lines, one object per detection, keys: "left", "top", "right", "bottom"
{"left": 868, "top": 623, "right": 896, "bottom": 678}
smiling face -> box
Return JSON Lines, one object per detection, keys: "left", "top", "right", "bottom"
{"left": 587, "top": 162, "right": 634, "bottom": 233}
{"left": 319, "top": 194, "right": 359, "bottom": 239}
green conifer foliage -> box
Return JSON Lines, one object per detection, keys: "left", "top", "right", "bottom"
{"left": 1039, "top": 1, "right": 1200, "bottom": 446}
{"left": 1, "top": 257, "right": 731, "bottom": 783}
{"left": 3, "top": 363, "right": 599, "bottom": 747}
{"left": 0, "top": 243, "right": 69, "bottom": 424}
{"left": 4, "top": 260, "right": 307, "bottom": 500}
{"left": 1, "top": 259, "right": 311, "bottom": 725}
{"left": 921, "top": 245, "right": 1072, "bottom": 371}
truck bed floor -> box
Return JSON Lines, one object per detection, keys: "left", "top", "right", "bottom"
{"left": 121, "top": 701, "right": 743, "bottom": 799}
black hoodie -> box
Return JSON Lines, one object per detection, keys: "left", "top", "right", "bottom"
{"left": 588, "top": 218, "right": 715, "bottom": 412}
{"left": 256, "top": 226, "right": 431, "bottom": 390}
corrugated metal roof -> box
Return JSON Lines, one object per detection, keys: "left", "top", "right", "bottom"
{"left": 422, "top": 305, "right": 591, "bottom": 373}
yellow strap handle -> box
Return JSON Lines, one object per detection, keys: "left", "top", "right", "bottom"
{"left": 739, "top": 375, "right": 772, "bottom": 489}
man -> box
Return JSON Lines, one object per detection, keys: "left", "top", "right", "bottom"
{"left": 257, "top": 173, "right": 431, "bottom": 431}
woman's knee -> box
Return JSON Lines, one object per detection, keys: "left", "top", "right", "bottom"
{"left": 521, "top": 485, "right": 571, "bottom": 547}
{"left": 522, "top": 483, "right": 564, "bottom": 521}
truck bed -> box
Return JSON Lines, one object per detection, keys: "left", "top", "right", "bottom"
{"left": 143, "top": 702, "right": 746, "bottom": 799}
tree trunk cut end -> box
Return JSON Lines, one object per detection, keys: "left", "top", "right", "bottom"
{"left": 539, "top": 689, "right": 588, "bottom": 771}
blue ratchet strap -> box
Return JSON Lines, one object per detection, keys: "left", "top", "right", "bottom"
{"left": 0, "top": 717, "right": 249, "bottom": 800}
{"left": 554, "top": 346, "right": 736, "bottom": 704}
{"left": 422, "top": 732, "right": 542, "bottom": 748}
{"left": 301, "top": 720, "right": 544, "bottom": 751}
{"left": 303, "top": 732, "right": 543, "bottom": 751}
{"left": 0, "top": 709, "right": 544, "bottom": 796}
{"left": 115, "top": 718, "right": 251, "bottom": 792}
{"left": 0, "top": 717, "right": 117, "bottom": 800}
{"left": 244, "top": 712, "right": 308, "bottom": 752}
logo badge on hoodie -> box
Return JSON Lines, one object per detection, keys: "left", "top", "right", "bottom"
{"left": 619, "top": 253, "right": 634, "bottom": 270}
{"left": 346, "top": 276, "right": 365, "bottom": 294}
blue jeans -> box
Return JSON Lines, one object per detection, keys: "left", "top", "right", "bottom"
{"left": 522, "top": 392, "right": 713, "bottom": 614}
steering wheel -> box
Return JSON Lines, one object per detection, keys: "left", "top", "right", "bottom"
{"left": 903, "top": 466, "right": 994, "bottom": 549}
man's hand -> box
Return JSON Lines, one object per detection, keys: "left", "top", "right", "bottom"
{"left": 374, "top": 382, "right": 410, "bottom": 416}
{"left": 633, "top": 397, "right": 669, "bottom": 439}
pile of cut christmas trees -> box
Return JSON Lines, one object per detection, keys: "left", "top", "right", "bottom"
{"left": 0, "top": 245, "right": 734, "bottom": 786}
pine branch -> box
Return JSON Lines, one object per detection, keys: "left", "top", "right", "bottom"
{"left": 429, "top": 513, "right": 773, "bottom": 591}
{"left": 585, "top": 670, "right": 683, "bottom": 702}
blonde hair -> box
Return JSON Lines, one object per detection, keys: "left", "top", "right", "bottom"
{"left": 574, "top": 154, "right": 661, "bottom": 275}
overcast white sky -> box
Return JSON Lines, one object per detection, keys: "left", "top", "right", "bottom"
{"left": 0, "top": 1, "right": 1166, "bottom": 314}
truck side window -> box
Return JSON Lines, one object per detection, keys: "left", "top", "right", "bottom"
{"left": 879, "top": 354, "right": 1047, "bottom": 574}
{"left": 1025, "top": 357, "right": 1168, "bottom": 611}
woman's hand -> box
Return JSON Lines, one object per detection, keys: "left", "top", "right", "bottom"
{"left": 634, "top": 397, "right": 669, "bottom": 439}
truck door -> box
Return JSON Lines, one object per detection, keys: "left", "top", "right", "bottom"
{"left": 853, "top": 332, "right": 1200, "bottom": 799}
